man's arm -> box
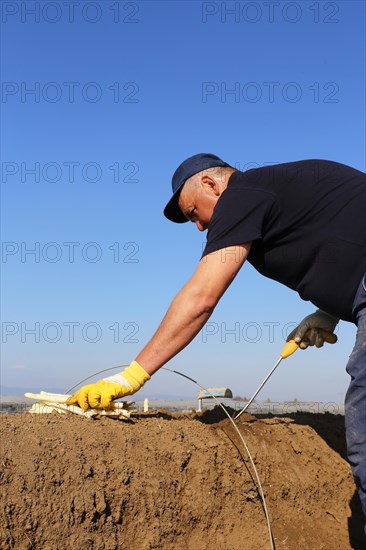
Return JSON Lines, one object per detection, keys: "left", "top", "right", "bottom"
{"left": 137, "top": 242, "right": 252, "bottom": 374}
{"left": 67, "top": 243, "right": 251, "bottom": 409}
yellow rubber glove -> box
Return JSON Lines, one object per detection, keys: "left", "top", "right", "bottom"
{"left": 66, "top": 361, "right": 150, "bottom": 411}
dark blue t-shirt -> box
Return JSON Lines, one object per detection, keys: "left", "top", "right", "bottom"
{"left": 202, "top": 160, "right": 366, "bottom": 321}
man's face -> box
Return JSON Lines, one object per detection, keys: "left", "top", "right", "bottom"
{"left": 178, "top": 179, "right": 219, "bottom": 232}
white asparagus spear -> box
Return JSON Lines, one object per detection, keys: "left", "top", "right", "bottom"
{"left": 26, "top": 395, "right": 131, "bottom": 418}
{"left": 25, "top": 392, "right": 132, "bottom": 409}
{"left": 48, "top": 402, "right": 131, "bottom": 418}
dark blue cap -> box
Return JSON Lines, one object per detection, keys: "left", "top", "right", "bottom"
{"left": 164, "top": 153, "right": 230, "bottom": 223}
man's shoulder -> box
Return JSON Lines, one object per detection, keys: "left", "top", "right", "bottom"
{"left": 236, "top": 159, "right": 344, "bottom": 176}
{"left": 231, "top": 159, "right": 364, "bottom": 187}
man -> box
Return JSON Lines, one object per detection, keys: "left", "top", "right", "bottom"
{"left": 68, "top": 153, "right": 366, "bottom": 528}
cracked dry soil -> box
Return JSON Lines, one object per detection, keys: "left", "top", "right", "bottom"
{"left": 1, "top": 409, "right": 365, "bottom": 550}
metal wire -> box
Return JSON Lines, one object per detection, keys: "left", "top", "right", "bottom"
{"left": 162, "top": 367, "right": 275, "bottom": 550}
{"left": 66, "top": 365, "right": 275, "bottom": 550}
{"left": 234, "top": 356, "right": 283, "bottom": 420}
{"left": 65, "top": 365, "right": 130, "bottom": 394}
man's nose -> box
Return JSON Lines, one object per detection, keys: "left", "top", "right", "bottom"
{"left": 195, "top": 221, "right": 206, "bottom": 232}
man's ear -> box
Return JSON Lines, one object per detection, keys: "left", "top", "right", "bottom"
{"left": 201, "top": 174, "right": 221, "bottom": 196}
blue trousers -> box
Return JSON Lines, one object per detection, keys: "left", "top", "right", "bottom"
{"left": 345, "top": 273, "right": 366, "bottom": 532}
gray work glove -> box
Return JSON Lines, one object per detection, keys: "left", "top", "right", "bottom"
{"left": 287, "top": 309, "right": 339, "bottom": 349}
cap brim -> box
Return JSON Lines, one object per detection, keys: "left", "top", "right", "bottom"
{"left": 163, "top": 191, "right": 189, "bottom": 223}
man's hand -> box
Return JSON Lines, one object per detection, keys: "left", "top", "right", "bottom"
{"left": 66, "top": 361, "right": 150, "bottom": 411}
{"left": 287, "top": 309, "right": 339, "bottom": 349}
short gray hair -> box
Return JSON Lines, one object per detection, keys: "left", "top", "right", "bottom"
{"left": 184, "top": 165, "right": 232, "bottom": 192}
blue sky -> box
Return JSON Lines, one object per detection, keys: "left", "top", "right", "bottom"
{"left": 1, "top": 0, "right": 365, "bottom": 403}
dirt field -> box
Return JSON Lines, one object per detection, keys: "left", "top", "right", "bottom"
{"left": 1, "top": 409, "right": 365, "bottom": 550}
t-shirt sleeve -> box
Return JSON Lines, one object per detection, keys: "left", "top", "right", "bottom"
{"left": 202, "top": 186, "right": 276, "bottom": 258}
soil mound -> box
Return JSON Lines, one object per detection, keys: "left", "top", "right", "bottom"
{"left": 1, "top": 410, "right": 365, "bottom": 550}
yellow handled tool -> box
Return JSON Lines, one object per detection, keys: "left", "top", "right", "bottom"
{"left": 234, "top": 330, "right": 337, "bottom": 420}
{"left": 281, "top": 330, "right": 337, "bottom": 358}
